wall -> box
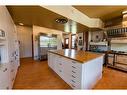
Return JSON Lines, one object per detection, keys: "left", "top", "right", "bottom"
{"left": 111, "top": 43, "right": 127, "bottom": 52}
{"left": 90, "top": 31, "right": 104, "bottom": 42}
{"left": 33, "top": 25, "right": 63, "bottom": 60}
{"left": 16, "top": 25, "right": 32, "bottom": 58}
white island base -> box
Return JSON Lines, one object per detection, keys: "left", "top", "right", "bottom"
{"left": 48, "top": 50, "right": 104, "bottom": 89}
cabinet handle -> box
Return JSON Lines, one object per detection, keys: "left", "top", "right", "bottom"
{"left": 72, "top": 70, "right": 76, "bottom": 73}
{"left": 6, "top": 86, "right": 9, "bottom": 89}
{"left": 72, "top": 75, "right": 76, "bottom": 78}
{"left": 3, "top": 68, "right": 7, "bottom": 72}
{"left": 59, "top": 63, "right": 62, "bottom": 65}
{"left": 72, "top": 61, "right": 76, "bottom": 64}
{"left": 72, "top": 66, "right": 76, "bottom": 69}
{"left": 59, "top": 56, "right": 62, "bottom": 58}
{"left": 12, "top": 78, "right": 14, "bottom": 81}
{"left": 59, "top": 70, "right": 62, "bottom": 72}
{"left": 11, "top": 69, "right": 14, "bottom": 72}
{"left": 71, "top": 80, "right": 76, "bottom": 83}
{"left": 71, "top": 84, "right": 75, "bottom": 88}
{"left": 11, "top": 60, "right": 13, "bottom": 62}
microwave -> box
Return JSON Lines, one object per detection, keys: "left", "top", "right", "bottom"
{"left": 0, "top": 29, "right": 5, "bottom": 37}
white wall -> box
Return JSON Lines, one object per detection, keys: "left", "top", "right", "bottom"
{"left": 111, "top": 43, "right": 127, "bottom": 52}
{"left": 33, "top": 25, "right": 63, "bottom": 60}
{"left": 16, "top": 25, "right": 32, "bottom": 58}
{"left": 90, "top": 31, "right": 104, "bottom": 42}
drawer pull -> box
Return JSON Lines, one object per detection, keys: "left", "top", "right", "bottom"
{"left": 12, "top": 78, "right": 14, "bottom": 81}
{"left": 71, "top": 84, "right": 75, "bottom": 88}
{"left": 72, "top": 61, "right": 76, "bottom": 64}
{"left": 59, "top": 70, "right": 62, "bottom": 72}
{"left": 72, "top": 70, "right": 76, "bottom": 73}
{"left": 10, "top": 60, "right": 13, "bottom": 63}
{"left": 72, "top": 66, "right": 76, "bottom": 69}
{"left": 72, "top": 75, "right": 76, "bottom": 78}
{"left": 6, "top": 86, "right": 9, "bottom": 89}
{"left": 59, "top": 63, "right": 62, "bottom": 65}
{"left": 59, "top": 56, "right": 62, "bottom": 58}
{"left": 11, "top": 69, "right": 14, "bottom": 72}
{"left": 71, "top": 80, "right": 76, "bottom": 83}
{"left": 3, "top": 68, "right": 7, "bottom": 72}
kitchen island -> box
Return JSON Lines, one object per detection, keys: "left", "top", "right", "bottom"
{"left": 48, "top": 49, "right": 104, "bottom": 89}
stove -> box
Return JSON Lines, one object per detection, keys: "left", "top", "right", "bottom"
{"left": 107, "top": 50, "right": 127, "bottom": 72}
{"left": 111, "top": 50, "right": 127, "bottom": 55}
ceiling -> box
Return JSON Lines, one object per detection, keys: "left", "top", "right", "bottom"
{"left": 74, "top": 6, "right": 127, "bottom": 21}
{"left": 7, "top": 6, "right": 89, "bottom": 33}
{"left": 7, "top": 6, "right": 126, "bottom": 32}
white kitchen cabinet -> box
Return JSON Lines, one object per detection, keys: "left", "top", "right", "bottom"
{"left": 0, "top": 64, "right": 10, "bottom": 89}
{"left": 48, "top": 52, "right": 103, "bottom": 89}
{"left": 9, "top": 59, "right": 18, "bottom": 88}
{"left": 48, "top": 53, "right": 56, "bottom": 70}
{"left": 0, "top": 6, "right": 20, "bottom": 89}
{"left": 48, "top": 52, "right": 82, "bottom": 89}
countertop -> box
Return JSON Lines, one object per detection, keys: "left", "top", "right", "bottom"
{"left": 48, "top": 49, "right": 104, "bottom": 63}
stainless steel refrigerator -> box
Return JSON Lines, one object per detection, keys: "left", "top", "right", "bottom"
{"left": 38, "top": 33, "right": 57, "bottom": 60}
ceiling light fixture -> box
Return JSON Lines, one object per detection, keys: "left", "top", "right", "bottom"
{"left": 55, "top": 18, "right": 68, "bottom": 24}
{"left": 19, "top": 23, "right": 24, "bottom": 26}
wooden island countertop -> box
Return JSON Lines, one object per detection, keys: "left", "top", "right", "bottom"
{"left": 48, "top": 49, "right": 104, "bottom": 63}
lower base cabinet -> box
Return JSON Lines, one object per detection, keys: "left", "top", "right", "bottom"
{"left": 48, "top": 52, "right": 103, "bottom": 89}
{"left": 0, "top": 64, "right": 10, "bottom": 89}
{"left": 0, "top": 62, "right": 19, "bottom": 89}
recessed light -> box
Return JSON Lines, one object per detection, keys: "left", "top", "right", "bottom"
{"left": 19, "top": 23, "right": 24, "bottom": 26}
{"left": 122, "top": 10, "right": 127, "bottom": 14}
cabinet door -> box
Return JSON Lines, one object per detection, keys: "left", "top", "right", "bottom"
{"left": 48, "top": 52, "right": 52, "bottom": 68}
{"left": 9, "top": 60, "right": 18, "bottom": 88}
{"left": 116, "top": 55, "right": 127, "bottom": 63}
{"left": 48, "top": 53, "right": 56, "bottom": 70}
{"left": 67, "top": 61, "right": 82, "bottom": 89}
{"left": 0, "top": 64, "right": 10, "bottom": 89}
{"left": 108, "top": 54, "right": 114, "bottom": 65}
{"left": 54, "top": 55, "right": 63, "bottom": 76}
{"left": 60, "top": 57, "right": 82, "bottom": 89}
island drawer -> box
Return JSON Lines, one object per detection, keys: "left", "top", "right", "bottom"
{"left": 69, "top": 79, "right": 81, "bottom": 89}
{"left": 62, "top": 57, "right": 82, "bottom": 67}
{"left": 62, "top": 71, "right": 81, "bottom": 89}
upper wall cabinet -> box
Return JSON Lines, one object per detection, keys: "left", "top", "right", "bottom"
{"left": 106, "top": 27, "right": 127, "bottom": 38}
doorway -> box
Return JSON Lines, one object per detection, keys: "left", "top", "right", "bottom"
{"left": 64, "top": 38, "right": 69, "bottom": 49}
{"left": 71, "top": 34, "right": 77, "bottom": 49}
